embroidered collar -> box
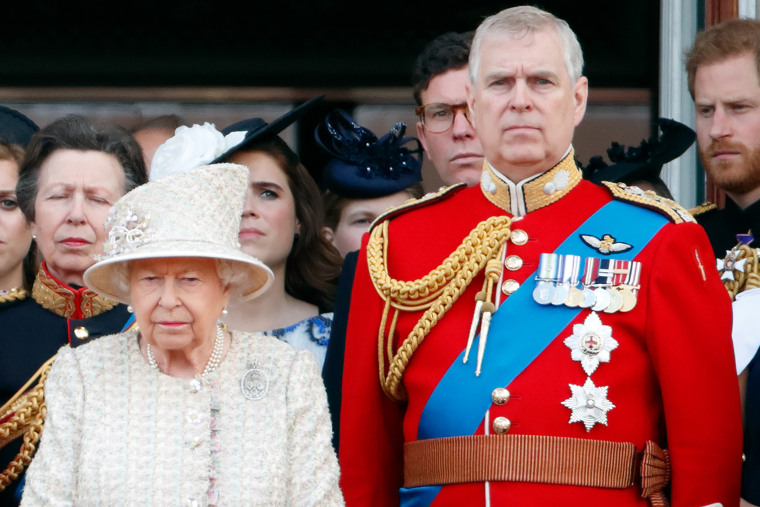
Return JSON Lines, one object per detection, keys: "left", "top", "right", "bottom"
{"left": 32, "top": 262, "right": 117, "bottom": 319}
{"left": 479, "top": 148, "right": 582, "bottom": 217}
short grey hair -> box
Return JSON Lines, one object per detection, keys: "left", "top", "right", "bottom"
{"left": 111, "top": 258, "right": 248, "bottom": 303}
{"left": 469, "top": 5, "right": 584, "bottom": 86}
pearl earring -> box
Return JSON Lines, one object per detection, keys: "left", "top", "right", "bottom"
{"left": 127, "top": 305, "right": 133, "bottom": 313}
{"left": 222, "top": 308, "right": 228, "bottom": 315}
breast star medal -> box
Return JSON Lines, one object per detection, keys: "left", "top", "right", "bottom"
{"left": 563, "top": 311, "right": 619, "bottom": 375}
{"left": 561, "top": 377, "right": 615, "bottom": 432}
{"left": 241, "top": 359, "right": 269, "bottom": 400}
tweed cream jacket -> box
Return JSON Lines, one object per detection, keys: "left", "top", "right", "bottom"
{"left": 21, "top": 329, "right": 343, "bottom": 506}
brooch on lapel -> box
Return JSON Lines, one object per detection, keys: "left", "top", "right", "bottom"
{"left": 241, "top": 359, "right": 268, "bottom": 400}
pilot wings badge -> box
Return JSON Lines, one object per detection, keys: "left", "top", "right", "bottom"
{"left": 580, "top": 234, "right": 632, "bottom": 255}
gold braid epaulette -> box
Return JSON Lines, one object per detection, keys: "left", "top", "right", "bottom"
{"left": 0, "top": 288, "right": 27, "bottom": 304}
{"left": 602, "top": 181, "right": 695, "bottom": 224}
{"left": 367, "top": 215, "right": 512, "bottom": 402}
{"left": 688, "top": 201, "right": 717, "bottom": 217}
{"left": 0, "top": 355, "right": 55, "bottom": 492}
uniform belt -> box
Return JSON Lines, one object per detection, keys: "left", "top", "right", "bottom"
{"left": 404, "top": 435, "right": 670, "bottom": 503}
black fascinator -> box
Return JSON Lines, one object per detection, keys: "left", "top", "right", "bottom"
{"left": 315, "top": 109, "right": 423, "bottom": 199}
{"left": 0, "top": 105, "right": 38, "bottom": 148}
{"left": 581, "top": 118, "right": 696, "bottom": 188}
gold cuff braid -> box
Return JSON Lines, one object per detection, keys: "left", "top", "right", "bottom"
{"left": 367, "top": 215, "right": 512, "bottom": 401}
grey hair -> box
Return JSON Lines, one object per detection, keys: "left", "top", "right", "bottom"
{"left": 469, "top": 5, "right": 584, "bottom": 86}
{"left": 111, "top": 258, "right": 248, "bottom": 303}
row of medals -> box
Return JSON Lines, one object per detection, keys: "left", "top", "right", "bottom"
{"left": 531, "top": 253, "right": 641, "bottom": 313}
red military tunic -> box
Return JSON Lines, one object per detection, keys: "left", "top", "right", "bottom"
{"left": 338, "top": 154, "right": 742, "bottom": 506}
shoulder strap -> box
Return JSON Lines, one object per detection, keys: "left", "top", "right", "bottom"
{"left": 602, "top": 181, "right": 695, "bottom": 224}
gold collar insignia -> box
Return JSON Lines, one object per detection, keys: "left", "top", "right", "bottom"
{"left": 479, "top": 150, "right": 582, "bottom": 216}
{"left": 32, "top": 265, "right": 117, "bottom": 319}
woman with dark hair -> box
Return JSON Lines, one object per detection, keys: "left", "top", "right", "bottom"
{"left": 0, "top": 141, "right": 34, "bottom": 295}
{"left": 0, "top": 105, "right": 38, "bottom": 296}
{"left": 149, "top": 97, "right": 342, "bottom": 370}
{"left": 0, "top": 114, "right": 147, "bottom": 505}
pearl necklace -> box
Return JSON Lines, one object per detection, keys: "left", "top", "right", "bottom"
{"left": 146, "top": 325, "right": 225, "bottom": 377}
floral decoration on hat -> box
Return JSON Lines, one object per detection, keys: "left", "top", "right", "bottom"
{"left": 150, "top": 123, "right": 245, "bottom": 180}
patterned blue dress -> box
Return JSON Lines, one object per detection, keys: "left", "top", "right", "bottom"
{"left": 261, "top": 313, "right": 333, "bottom": 371}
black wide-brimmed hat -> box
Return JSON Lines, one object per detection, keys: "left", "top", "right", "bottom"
{"left": 582, "top": 118, "right": 696, "bottom": 185}
{"left": 315, "top": 109, "right": 423, "bottom": 199}
{"left": 211, "top": 95, "right": 324, "bottom": 163}
{"left": 0, "top": 105, "right": 39, "bottom": 148}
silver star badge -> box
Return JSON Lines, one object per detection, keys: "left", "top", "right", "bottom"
{"left": 563, "top": 311, "right": 618, "bottom": 375}
{"left": 562, "top": 377, "right": 615, "bottom": 432}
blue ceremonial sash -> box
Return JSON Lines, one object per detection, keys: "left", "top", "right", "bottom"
{"left": 400, "top": 201, "right": 668, "bottom": 506}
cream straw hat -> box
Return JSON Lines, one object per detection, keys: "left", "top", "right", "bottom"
{"left": 84, "top": 163, "right": 273, "bottom": 303}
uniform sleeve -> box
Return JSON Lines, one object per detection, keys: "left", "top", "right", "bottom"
{"left": 20, "top": 346, "right": 83, "bottom": 506}
{"left": 338, "top": 239, "right": 406, "bottom": 506}
{"left": 644, "top": 222, "right": 742, "bottom": 506}
{"left": 285, "top": 349, "right": 344, "bottom": 506}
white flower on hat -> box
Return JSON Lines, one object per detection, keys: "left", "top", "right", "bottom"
{"left": 149, "top": 122, "right": 246, "bottom": 181}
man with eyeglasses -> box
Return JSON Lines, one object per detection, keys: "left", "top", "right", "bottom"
{"left": 337, "top": 5, "right": 741, "bottom": 506}
{"left": 412, "top": 31, "right": 484, "bottom": 187}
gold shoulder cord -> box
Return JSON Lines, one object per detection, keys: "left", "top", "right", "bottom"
{"left": 0, "top": 355, "right": 55, "bottom": 492}
{"left": 367, "top": 215, "right": 512, "bottom": 401}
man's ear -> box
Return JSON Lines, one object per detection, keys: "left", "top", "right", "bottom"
{"left": 573, "top": 76, "right": 589, "bottom": 127}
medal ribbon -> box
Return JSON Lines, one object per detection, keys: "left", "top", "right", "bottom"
{"left": 582, "top": 257, "right": 600, "bottom": 287}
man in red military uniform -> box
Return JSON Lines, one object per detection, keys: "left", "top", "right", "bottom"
{"left": 336, "top": 5, "right": 742, "bottom": 506}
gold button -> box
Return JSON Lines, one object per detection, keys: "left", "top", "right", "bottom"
{"left": 492, "top": 416, "right": 511, "bottom": 434}
{"left": 491, "top": 387, "right": 511, "bottom": 405}
{"left": 73, "top": 326, "right": 89, "bottom": 340}
{"left": 511, "top": 229, "right": 528, "bottom": 245}
{"left": 505, "top": 255, "right": 523, "bottom": 271}
{"left": 501, "top": 279, "right": 520, "bottom": 295}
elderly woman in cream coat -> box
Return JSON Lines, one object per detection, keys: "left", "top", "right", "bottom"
{"left": 21, "top": 163, "right": 343, "bottom": 506}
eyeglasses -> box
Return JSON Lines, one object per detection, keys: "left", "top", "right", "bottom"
{"left": 415, "top": 103, "right": 471, "bottom": 133}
